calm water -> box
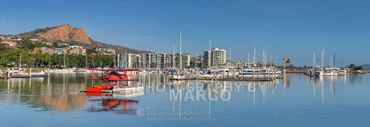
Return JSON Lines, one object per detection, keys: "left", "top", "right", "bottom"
{"left": 0, "top": 73, "right": 370, "bottom": 127}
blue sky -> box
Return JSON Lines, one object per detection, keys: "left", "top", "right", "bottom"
{"left": 1, "top": 0, "right": 370, "bottom": 65}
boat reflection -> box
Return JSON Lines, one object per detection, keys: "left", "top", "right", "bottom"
{"left": 307, "top": 74, "right": 367, "bottom": 104}
{"left": 85, "top": 92, "right": 143, "bottom": 115}
{"left": 0, "top": 73, "right": 367, "bottom": 115}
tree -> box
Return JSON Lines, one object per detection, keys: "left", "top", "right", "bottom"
{"left": 282, "top": 58, "right": 291, "bottom": 70}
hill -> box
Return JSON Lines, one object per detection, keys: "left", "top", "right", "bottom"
{"left": 10, "top": 24, "right": 149, "bottom": 54}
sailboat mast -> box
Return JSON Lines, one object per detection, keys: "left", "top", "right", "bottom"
{"left": 321, "top": 49, "right": 325, "bottom": 69}
{"left": 333, "top": 53, "right": 336, "bottom": 68}
{"left": 172, "top": 44, "right": 175, "bottom": 68}
{"left": 124, "top": 49, "right": 127, "bottom": 68}
{"left": 253, "top": 47, "right": 256, "bottom": 65}
{"left": 330, "top": 55, "right": 333, "bottom": 68}
{"left": 313, "top": 51, "right": 316, "bottom": 72}
{"left": 247, "top": 53, "right": 250, "bottom": 65}
{"left": 48, "top": 55, "right": 51, "bottom": 69}
{"left": 63, "top": 53, "right": 66, "bottom": 68}
{"left": 19, "top": 54, "right": 22, "bottom": 67}
{"left": 179, "top": 31, "right": 183, "bottom": 69}
{"left": 85, "top": 55, "right": 88, "bottom": 68}
{"left": 262, "top": 50, "right": 265, "bottom": 68}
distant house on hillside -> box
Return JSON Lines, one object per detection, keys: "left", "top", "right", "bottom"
{"left": 29, "top": 38, "right": 39, "bottom": 42}
{"left": 68, "top": 45, "right": 86, "bottom": 55}
{"left": 41, "top": 47, "right": 54, "bottom": 54}
{"left": 0, "top": 36, "right": 13, "bottom": 41}
{"left": 10, "top": 37, "right": 22, "bottom": 41}
{"left": 0, "top": 41, "right": 17, "bottom": 47}
{"left": 54, "top": 48, "right": 67, "bottom": 55}
{"left": 41, "top": 41, "right": 52, "bottom": 46}
{"left": 95, "top": 48, "right": 116, "bottom": 55}
{"left": 57, "top": 43, "right": 69, "bottom": 47}
{"left": 33, "top": 47, "right": 41, "bottom": 53}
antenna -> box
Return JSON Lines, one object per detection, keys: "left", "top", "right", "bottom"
{"left": 209, "top": 40, "right": 212, "bottom": 51}
{"left": 229, "top": 48, "right": 232, "bottom": 61}
{"left": 247, "top": 52, "right": 250, "bottom": 65}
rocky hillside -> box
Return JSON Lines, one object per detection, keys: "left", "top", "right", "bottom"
{"left": 16, "top": 24, "right": 149, "bottom": 54}
{"left": 18, "top": 24, "right": 90, "bottom": 44}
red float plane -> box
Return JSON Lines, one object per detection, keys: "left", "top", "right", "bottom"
{"left": 87, "top": 68, "right": 139, "bottom": 82}
{"left": 83, "top": 68, "right": 140, "bottom": 93}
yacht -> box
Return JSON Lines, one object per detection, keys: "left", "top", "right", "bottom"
{"left": 48, "top": 68, "right": 74, "bottom": 73}
{"left": 196, "top": 68, "right": 239, "bottom": 80}
{"left": 6, "top": 68, "right": 30, "bottom": 78}
{"left": 31, "top": 70, "right": 49, "bottom": 77}
{"left": 320, "top": 68, "right": 339, "bottom": 76}
{"left": 238, "top": 67, "right": 281, "bottom": 79}
{"left": 166, "top": 69, "right": 196, "bottom": 80}
{"left": 112, "top": 85, "right": 145, "bottom": 93}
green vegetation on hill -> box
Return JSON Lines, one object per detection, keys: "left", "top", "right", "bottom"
{"left": 18, "top": 39, "right": 52, "bottom": 49}
{"left": 0, "top": 48, "right": 114, "bottom": 68}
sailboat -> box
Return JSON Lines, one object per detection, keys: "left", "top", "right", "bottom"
{"left": 6, "top": 67, "right": 30, "bottom": 78}
{"left": 31, "top": 71, "right": 48, "bottom": 77}
{"left": 305, "top": 51, "right": 320, "bottom": 77}
{"left": 49, "top": 53, "right": 73, "bottom": 73}
{"left": 324, "top": 53, "right": 339, "bottom": 76}
{"left": 237, "top": 48, "right": 280, "bottom": 80}
{"left": 318, "top": 50, "right": 349, "bottom": 76}
{"left": 73, "top": 55, "right": 91, "bottom": 73}
{"left": 168, "top": 31, "right": 195, "bottom": 80}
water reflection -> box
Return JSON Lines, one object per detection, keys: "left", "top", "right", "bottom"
{"left": 0, "top": 73, "right": 368, "bottom": 115}
{"left": 307, "top": 74, "right": 367, "bottom": 104}
{"left": 0, "top": 74, "right": 89, "bottom": 113}
{"left": 85, "top": 93, "right": 140, "bottom": 114}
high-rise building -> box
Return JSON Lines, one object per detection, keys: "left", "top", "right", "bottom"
{"left": 139, "top": 53, "right": 190, "bottom": 69}
{"left": 176, "top": 53, "right": 190, "bottom": 68}
{"left": 140, "top": 53, "right": 152, "bottom": 68}
{"left": 127, "top": 54, "right": 141, "bottom": 68}
{"left": 190, "top": 55, "right": 203, "bottom": 68}
{"left": 117, "top": 53, "right": 141, "bottom": 68}
{"left": 203, "top": 50, "right": 211, "bottom": 68}
{"left": 117, "top": 52, "right": 191, "bottom": 69}
{"left": 203, "top": 48, "right": 227, "bottom": 68}
{"left": 162, "top": 53, "right": 173, "bottom": 68}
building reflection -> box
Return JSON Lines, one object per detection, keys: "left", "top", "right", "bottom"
{"left": 0, "top": 73, "right": 366, "bottom": 116}
{"left": 138, "top": 73, "right": 367, "bottom": 114}
{"left": 0, "top": 74, "right": 89, "bottom": 113}
{"left": 135, "top": 73, "right": 290, "bottom": 119}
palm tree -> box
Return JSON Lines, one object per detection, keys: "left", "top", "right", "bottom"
{"left": 282, "top": 58, "right": 291, "bottom": 72}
